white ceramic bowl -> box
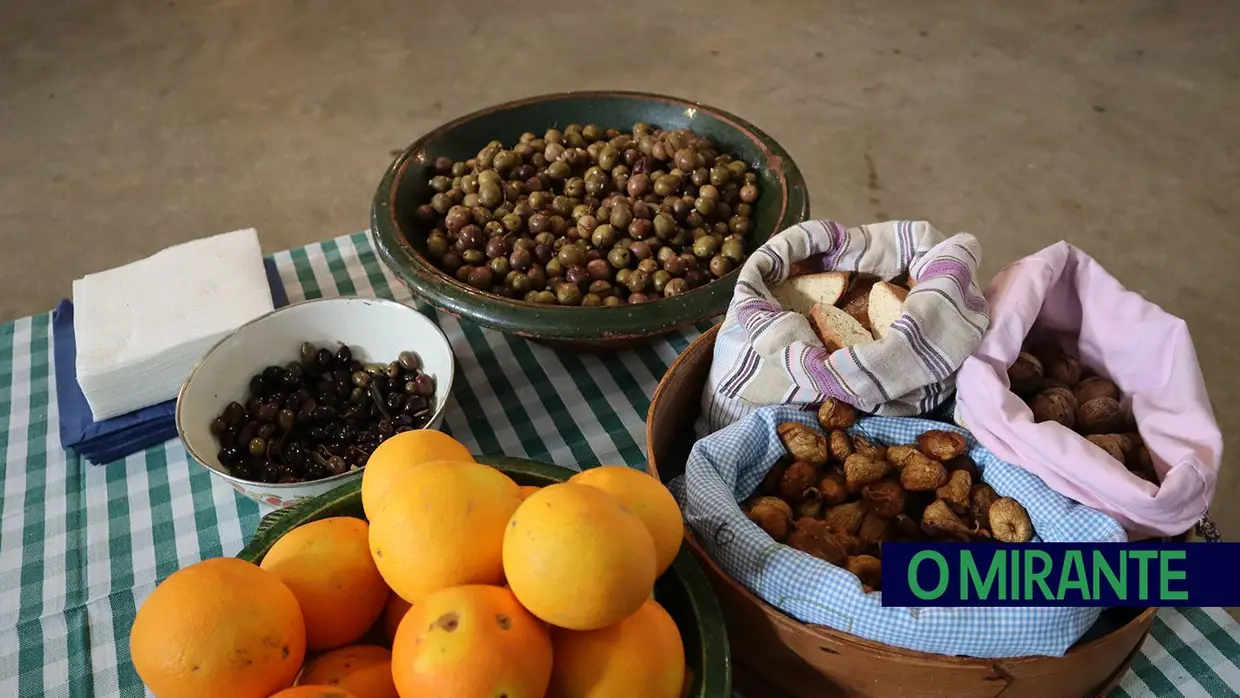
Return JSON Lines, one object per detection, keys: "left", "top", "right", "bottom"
{"left": 176, "top": 297, "right": 455, "bottom": 508}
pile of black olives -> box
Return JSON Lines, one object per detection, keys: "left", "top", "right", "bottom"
{"left": 208, "top": 342, "right": 437, "bottom": 484}
{"left": 413, "top": 122, "right": 760, "bottom": 306}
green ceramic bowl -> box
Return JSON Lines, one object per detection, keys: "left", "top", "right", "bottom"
{"left": 236, "top": 455, "right": 732, "bottom": 697}
{"left": 371, "top": 90, "right": 810, "bottom": 350}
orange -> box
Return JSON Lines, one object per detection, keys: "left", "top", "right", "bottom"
{"left": 391, "top": 585, "right": 552, "bottom": 698}
{"left": 570, "top": 465, "right": 685, "bottom": 575}
{"left": 297, "top": 644, "right": 397, "bottom": 698}
{"left": 270, "top": 687, "right": 356, "bottom": 698}
{"left": 382, "top": 594, "right": 413, "bottom": 644}
{"left": 517, "top": 484, "right": 541, "bottom": 500}
{"left": 260, "top": 517, "right": 390, "bottom": 651}
{"left": 369, "top": 460, "right": 521, "bottom": 603}
{"left": 503, "top": 483, "right": 657, "bottom": 630}
{"left": 129, "top": 557, "right": 305, "bottom": 698}
{"left": 361, "top": 430, "right": 473, "bottom": 518}
{"left": 548, "top": 598, "right": 686, "bottom": 698}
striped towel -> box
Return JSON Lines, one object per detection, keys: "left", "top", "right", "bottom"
{"left": 697, "top": 220, "right": 990, "bottom": 437}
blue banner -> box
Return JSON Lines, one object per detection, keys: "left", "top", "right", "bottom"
{"left": 880, "top": 542, "right": 1240, "bottom": 607}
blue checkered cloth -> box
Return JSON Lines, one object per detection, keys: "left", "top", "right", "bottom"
{"left": 671, "top": 406, "right": 1128, "bottom": 659}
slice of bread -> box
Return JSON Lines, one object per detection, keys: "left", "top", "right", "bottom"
{"left": 771, "top": 271, "right": 851, "bottom": 315}
{"left": 837, "top": 277, "right": 878, "bottom": 332}
{"left": 809, "top": 303, "right": 876, "bottom": 352}
{"left": 868, "top": 281, "right": 909, "bottom": 339}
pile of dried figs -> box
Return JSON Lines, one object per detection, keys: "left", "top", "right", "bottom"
{"left": 742, "top": 399, "right": 1035, "bottom": 593}
{"left": 1008, "top": 340, "right": 1156, "bottom": 483}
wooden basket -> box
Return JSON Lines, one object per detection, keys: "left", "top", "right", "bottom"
{"left": 645, "top": 324, "right": 1157, "bottom": 698}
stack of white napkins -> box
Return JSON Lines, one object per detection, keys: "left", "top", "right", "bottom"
{"left": 73, "top": 228, "right": 275, "bottom": 421}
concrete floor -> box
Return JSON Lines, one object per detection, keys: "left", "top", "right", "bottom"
{"left": 1, "top": 1, "right": 1236, "bottom": 541}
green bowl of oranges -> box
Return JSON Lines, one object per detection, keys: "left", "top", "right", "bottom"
{"left": 128, "top": 430, "right": 729, "bottom": 698}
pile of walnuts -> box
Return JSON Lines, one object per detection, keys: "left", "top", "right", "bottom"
{"left": 741, "top": 399, "right": 1035, "bottom": 593}
{"left": 1008, "top": 340, "right": 1156, "bottom": 483}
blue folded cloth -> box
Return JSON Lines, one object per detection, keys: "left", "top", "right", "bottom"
{"left": 54, "top": 257, "right": 289, "bottom": 465}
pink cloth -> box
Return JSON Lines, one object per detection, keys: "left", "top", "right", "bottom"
{"left": 955, "top": 242, "right": 1222, "bottom": 537}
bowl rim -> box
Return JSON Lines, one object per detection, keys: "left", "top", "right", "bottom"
{"left": 370, "top": 89, "right": 811, "bottom": 342}
{"left": 175, "top": 295, "right": 456, "bottom": 490}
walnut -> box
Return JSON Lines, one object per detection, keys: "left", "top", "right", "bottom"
{"left": 1028, "top": 341, "right": 1066, "bottom": 368}
{"left": 829, "top": 430, "right": 854, "bottom": 462}
{"left": 778, "top": 423, "right": 830, "bottom": 465}
{"left": 844, "top": 454, "right": 888, "bottom": 489}
{"left": 817, "top": 398, "right": 857, "bottom": 430}
{"left": 969, "top": 483, "right": 1001, "bottom": 527}
{"left": 989, "top": 498, "right": 1035, "bottom": 542}
{"left": 787, "top": 517, "right": 849, "bottom": 566}
{"left": 797, "top": 488, "right": 825, "bottom": 518}
{"left": 936, "top": 469, "right": 973, "bottom": 513}
{"left": 857, "top": 513, "right": 892, "bottom": 550}
{"left": 1031, "top": 387, "right": 1077, "bottom": 428}
{"left": 1007, "top": 352, "right": 1044, "bottom": 396}
{"left": 1077, "top": 397, "right": 1123, "bottom": 435}
{"left": 823, "top": 501, "right": 867, "bottom": 535}
{"left": 1131, "top": 446, "right": 1158, "bottom": 483}
{"left": 862, "top": 479, "right": 906, "bottom": 518}
{"left": 852, "top": 434, "right": 887, "bottom": 462}
{"left": 1073, "top": 376, "right": 1120, "bottom": 404}
{"left": 746, "top": 497, "right": 794, "bottom": 541}
{"left": 945, "top": 454, "right": 980, "bottom": 481}
{"left": 917, "top": 430, "right": 968, "bottom": 461}
{"left": 756, "top": 458, "right": 789, "bottom": 497}
{"left": 847, "top": 555, "right": 883, "bottom": 590}
{"left": 1086, "top": 434, "right": 1125, "bottom": 463}
{"left": 900, "top": 454, "right": 948, "bottom": 491}
{"left": 921, "top": 500, "right": 972, "bottom": 542}
{"left": 1121, "top": 402, "right": 1138, "bottom": 431}
{"left": 1044, "top": 354, "right": 1082, "bottom": 387}
{"left": 779, "top": 461, "right": 820, "bottom": 503}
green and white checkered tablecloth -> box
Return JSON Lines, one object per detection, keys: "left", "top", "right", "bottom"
{"left": 1, "top": 232, "right": 1237, "bottom": 697}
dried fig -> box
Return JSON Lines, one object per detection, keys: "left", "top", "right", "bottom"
{"left": 900, "top": 454, "right": 948, "bottom": 491}
{"left": 921, "top": 500, "right": 972, "bottom": 542}
{"left": 857, "top": 512, "right": 892, "bottom": 550}
{"left": 1031, "top": 387, "right": 1077, "bottom": 428}
{"left": 817, "top": 398, "right": 857, "bottom": 430}
{"left": 756, "top": 458, "right": 790, "bottom": 497}
{"left": 844, "top": 453, "right": 888, "bottom": 489}
{"left": 1044, "top": 354, "right": 1082, "bottom": 387}
{"left": 1086, "top": 434, "right": 1125, "bottom": 463}
{"left": 852, "top": 434, "right": 887, "bottom": 462}
{"left": 1073, "top": 376, "right": 1120, "bottom": 404}
{"left": 829, "top": 430, "right": 854, "bottom": 462}
{"left": 798, "top": 488, "right": 825, "bottom": 518}
{"left": 829, "top": 526, "right": 863, "bottom": 555}
{"left": 819, "top": 471, "right": 849, "bottom": 506}
{"left": 885, "top": 444, "right": 920, "bottom": 470}
{"left": 945, "top": 454, "right": 980, "bottom": 481}
{"left": 989, "top": 497, "right": 1034, "bottom": 543}
{"left": 917, "top": 430, "right": 968, "bottom": 461}
{"left": 1007, "top": 351, "right": 1044, "bottom": 396}
{"left": 969, "top": 483, "right": 1001, "bottom": 527}
{"left": 847, "top": 555, "right": 884, "bottom": 590}
{"left": 862, "top": 479, "right": 906, "bottom": 518}
{"left": 823, "top": 501, "right": 867, "bottom": 535}
{"left": 747, "top": 496, "right": 794, "bottom": 541}
{"left": 891, "top": 513, "right": 923, "bottom": 541}
{"left": 936, "top": 469, "right": 973, "bottom": 513}
{"left": 787, "top": 517, "right": 849, "bottom": 566}
{"left": 1077, "top": 397, "right": 1123, "bottom": 435}
{"left": 778, "top": 422, "right": 829, "bottom": 465}
{"left": 904, "top": 490, "right": 935, "bottom": 521}
{"left": 779, "top": 461, "right": 819, "bottom": 503}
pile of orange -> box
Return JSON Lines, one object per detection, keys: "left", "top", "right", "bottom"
{"left": 129, "top": 430, "right": 689, "bottom": 698}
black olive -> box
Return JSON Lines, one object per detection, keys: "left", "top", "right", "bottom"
{"left": 386, "top": 392, "right": 404, "bottom": 411}
{"left": 335, "top": 345, "right": 353, "bottom": 366}
{"left": 386, "top": 362, "right": 402, "bottom": 379}
{"left": 351, "top": 371, "right": 372, "bottom": 388}
{"left": 249, "top": 375, "right": 268, "bottom": 397}
{"left": 261, "top": 465, "right": 280, "bottom": 483}
{"left": 326, "top": 456, "right": 347, "bottom": 475}
{"left": 237, "top": 422, "right": 258, "bottom": 447}
{"left": 256, "top": 403, "right": 279, "bottom": 423}
{"left": 222, "top": 401, "right": 246, "bottom": 426}
{"left": 262, "top": 365, "right": 287, "bottom": 385}
{"left": 277, "top": 409, "right": 296, "bottom": 432}
{"left": 312, "top": 405, "right": 337, "bottom": 421}
{"left": 377, "top": 420, "right": 394, "bottom": 437}
{"left": 307, "top": 425, "right": 328, "bottom": 441}
{"left": 315, "top": 348, "right": 334, "bottom": 370}
{"left": 394, "top": 414, "right": 414, "bottom": 427}
{"left": 349, "top": 387, "right": 366, "bottom": 404}
{"left": 414, "top": 374, "right": 435, "bottom": 397}
{"left": 217, "top": 446, "right": 241, "bottom": 467}
{"left": 210, "top": 418, "right": 228, "bottom": 436}
{"left": 257, "top": 423, "right": 276, "bottom": 439}
{"left": 398, "top": 351, "right": 421, "bottom": 371}
{"left": 405, "top": 395, "right": 428, "bottom": 413}
{"left": 285, "top": 441, "right": 305, "bottom": 465}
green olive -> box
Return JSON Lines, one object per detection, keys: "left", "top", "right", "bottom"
{"left": 709, "top": 255, "right": 733, "bottom": 278}
{"left": 598, "top": 145, "right": 619, "bottom": 170}
{"left": 523, "top": 290, "right": 540, "bottom": 303}
{"left": 558, "top": 244, "right": 586, "bottom": 267}
{"left": 607, "top": 247, "right": 632, "bottom": 269}
{"left": 740, "top": 183, "right": 760, "bottom": 203}
{"left": 615, "top": 268, "right": 632, "bottom": 287}
{"left": 426, "top": 234, "right": 449, "bottom": 259}
{"left": 728, "top": 215, "right": 752, "bottom": 236}
{"left": 626, "top": 269, "right": 650, "bottom": 293}
{"left": 652, "top": 270, "right": 672, "bottom": 293}
{"left": 609, "top": 204, "right": 633, "bottom": 231}
{"left": 528, "top": 190, "right": 551, "bottom": 211}
{"left": 582, "top": 124, "right": 604, "bottom": 142}
{"left": 692, "top": 235, "right": 721, "bottom": 259}
{"left": 710, "top": 165, "right": 731, "bottom": 187}
{"left": 664, "top": 278, "right": 689, "bottom": 297}
{"left": 603, "top": 295, "right": 624, "bottom": 307}
{"left": 695, "top": 197, "right": 717, "bottom": 216}
{"left": 581, "top": 293, "right": 602, "bottom": 307}
{"left": 489, "top": 256, "right": 510, "bottom": 277}
{"left": 721, "top": 238, "right": 746, "bottom": 264}
{"left": 547, "top": 161, "right": 571, "bottom": 181}
{"left": 588, "top": 279, "right": 613, "bottom": 297}
{"left": 653, "top": 213, "right": 677, "bottom": 240}
{"left": 510, "top": 272, "right": 532, "bottom": 293}
{"left": 533, "top": 290, "right": 557, "bottom": 304}
{"left": 545, "top": 258, "right": 563, "bottom": 277}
